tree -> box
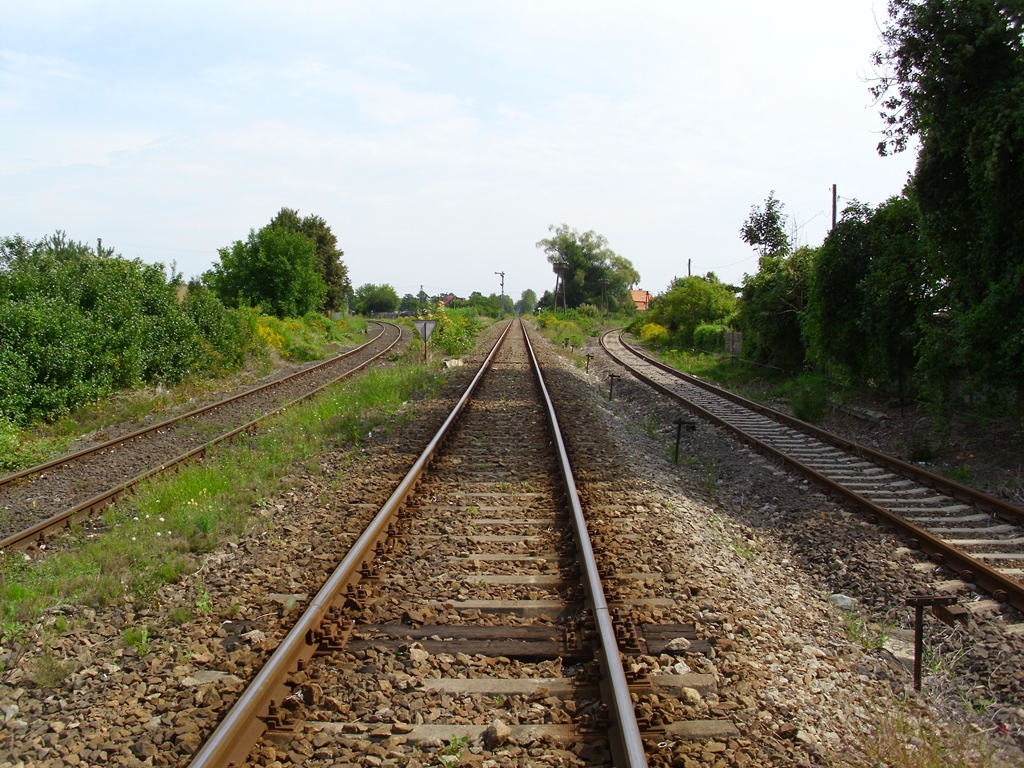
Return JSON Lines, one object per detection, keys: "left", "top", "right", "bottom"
{"left": 873, "top": 0, "right": 1024, "bottom": 398}
{"left": 206, "top": 225, "right": 327, "bottom": 318}
{"left": 740, "top": 192, "right": 790, "bottom": 260}
{"left": 644, "top": 273, "right": 737, "bottom": 348}
{"left": 515, "top": 289, "right": 537, "bottom": 316}
{"left": 805, "top": 203, "right": 874, "bottom": 376}
{"left": 270, "top": 208, "right": 351, "bottom": 312}
{"left": 352, "top": 283, "right": 400, "bottom": 314}
{"left": 400, "top": 293, "right": 423, "bottom": 314}
{"left": 536, "top": 225, "right": 640, "bottom": 311}
{"left": 739, "top": 246, "right": 814, "bottom": 371}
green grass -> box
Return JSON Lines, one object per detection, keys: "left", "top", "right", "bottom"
{"left": 0, "top": 360, "right": 442, "bottom": 640}
{"left": 659, "top": 348, "right": 789, "bottom": 402}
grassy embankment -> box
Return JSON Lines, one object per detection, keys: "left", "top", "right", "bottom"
{"left": 0, "top": 340, "right": 440, "bottom": 659}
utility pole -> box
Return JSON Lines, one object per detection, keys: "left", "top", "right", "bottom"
{"left": 687, "top": 258, "right": 691, "bottom": 278}
{"left": 832, "top": 184, "right": 837, "bottom": 230}
{"left": 495, "top": 271, "right": 505, "bottom": 320}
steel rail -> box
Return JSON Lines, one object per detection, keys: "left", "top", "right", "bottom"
{"left": 611, "top": 331, "right": 1024, "bottom": 527}
{"left": 601, "top": 330, "right": 1024, "bottom": 615}
{"left": 523, "top": 321, "right": 649, "bottom": 768}
{"left": 187, "top": 320, "right": 515, "bottom": 768}
{"left": 0, "top": 323, "right": 402, "bottom": 552}
{"left": 0, "top": 323, "right": 391, "bottom": 492}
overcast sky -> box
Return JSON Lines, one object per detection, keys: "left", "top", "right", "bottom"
{"left": 1, "top": 1, "right": 917, "bottom": 302}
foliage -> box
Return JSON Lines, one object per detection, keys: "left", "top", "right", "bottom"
{"left": 515, "top": 288, "right": 538, "bottom": 316}
{"left": 642, "top": 273, "right": 737, "bottom": 348}
{"left": 740, "top": 191, "right": 790, "bottom": 259}
{"left": 739, "top": 246, "right": 814, "bottom": 371}
{"left": 0, "top": 233, "right": 262, "bottom": 425}
{"left": 803, "top": 197, "right": 930, "bottom": 392}
{"left": 536, "top": 224, "right": 640, "bottom": 311}
{"left": 693, "top": 323, "right": 727, "bottom": 352}
{"left": 535, "top": 314, "right": 585, "bottom": 348}
{"left": 640, "top": 322, "right": 669, "bottom": 346}
{"left": 205, "top": 224, "right": 327, "bottom": 319}
{"left": 256, "top": 313, "right": 360, "bottom": 361}
{"left": 805, "top": 204, "right": 873, "bottom": 375}
{"left": 449, "top": 291, "right": 511, "bottom": 318}
{"left": 352, "top": 283, "right": 400, "bottom": 314}
{"left": 430, "top": 302, "right": 478, "bottom": 357}
{"left": 783, "top": 373, "right": 830, "bottom": 423}
{"left": 269, "top": 208, "right": 351, "bottom": 312}
{"left": 873, "top": 0, "right": 1024, "bottom": 402}
{"left": 181, "top": 282, "right": 263, "bottom": 372}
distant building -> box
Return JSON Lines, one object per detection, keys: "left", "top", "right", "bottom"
{"left": 630, "top": 289, "right": 651, "bottom": 311}
{"left": 439, "top": 294, "right": 463, "bottom": 307}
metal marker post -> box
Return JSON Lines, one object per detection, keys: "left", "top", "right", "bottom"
{"left": 673, "top": 417, "right": 683, "bottom": 464}
{"left": 586, "top": 354, "right": 593, "bottom": 374}
{"left": 905, "top": 595, "right": 962, "bottom": 690}
{"left": 608, "top": 374, "right": 620, "bottom": 400}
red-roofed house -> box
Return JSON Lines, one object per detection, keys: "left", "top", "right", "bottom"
{"left": 630, "top": 289, "right": 651, "bottom": 311}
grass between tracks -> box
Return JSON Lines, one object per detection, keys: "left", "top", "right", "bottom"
{"left": 0, "top": 351, "right": 442, "bottom": 652}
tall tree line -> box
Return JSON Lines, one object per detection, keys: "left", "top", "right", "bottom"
{"left": 736, "top": 0, "right": 1024, "bottom": 407}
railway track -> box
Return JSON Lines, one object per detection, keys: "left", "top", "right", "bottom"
{"left": 602, "top": 330, "right": 1024, "bottom": 624}
{"left": 0, "top": 322, "right": 402, "bottom": 551}
{"left": 187, "top": 320, "right": 733, "bottom": 768}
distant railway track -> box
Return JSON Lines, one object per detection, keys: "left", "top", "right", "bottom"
{"left": 189, "top": 321, "right": 729, "bottom": 767}
{"left": 0, "top": 322, "right": 402, "bottom": 552}
{"left": 602, "top": 330, "right": 1024, "bottom": 623}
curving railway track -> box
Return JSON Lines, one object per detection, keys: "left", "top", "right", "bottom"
{"left": 0, "top": 322, "right": 402, "bottom": 551}
{"left": 602, "top": 330, "right": 1024, "bottom": 625}
{"left": 187, "top": 320, "right": 733, "bottom": 768}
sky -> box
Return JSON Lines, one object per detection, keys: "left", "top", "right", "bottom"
{"left": 0, "top": 1, "right": 918, "bottom": 303}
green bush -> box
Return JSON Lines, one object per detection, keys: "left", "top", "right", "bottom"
{"left": 432, "top": 303, "right": 478, "bottom": 357}
{"left": 0, "top": 234, "right": 264, "bottom": 425}
{"left": 785, "top": 374, "right": 830, "bottom": 423}
{"left": 640, "top": 323, "right": 669, "bottom": 345}
{"left": 693, "top": 324, "right": 727, "bottom": 352}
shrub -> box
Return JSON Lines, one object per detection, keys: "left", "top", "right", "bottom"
{"left": 0, "top": 235, "right": 271, "bottom": 425}
{"left": 693, "top": 324, "right": 727, "bottom": 352}
{"left": 431, "top": 303, "right": 477, "bottom": 357}
{"left": 785, "top": 374, "right": 829, "bottom": 422}
{"left": 640, "top": 323, "right": 670, "bottom": 345}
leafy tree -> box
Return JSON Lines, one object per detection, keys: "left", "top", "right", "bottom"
{"left": 515, "top": 289, "right": 537, "bottom": 316}
{"left": 270, "top": 208, "right": 351, "bottom": 312}
{"left": 400, "top": 293, "right": 424, "bottom": 314}
{"left": 206, "top": 225, "right": 327, "bottom": 319}
{"left": 740, "top": 192, "right": 790, "bottom": 259}
{"left": 857, "top": 195, "right": 931, "bottom": 394}
{"left": 352, "top": 283, "right": 400, "bottom": 314}
{"left": 644, "top": 273, "right": 737, "bottom": 348}
{"left": 873, "top": 0, "right": 1024, "bottom": 398}
{"left": 802, "top": 195, "right": 931, "bottom": 391}
{"left": 536, "top": 225, "right": 640, "bottom": 311}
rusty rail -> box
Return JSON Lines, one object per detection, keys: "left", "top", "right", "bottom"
{"left": 187, "top": 320, "right": 515, "bottom": 767}
{"left": 190, "top": 320, "right": 649, "bottom": 767}
{"left": 602, "top": 329, "right": 1024, "bottom": 615}
{"left": 0, "top": 323, "right": 401, "bottom": 552}
{"left": 523, "top": 321, "right": 648, "bottom": 768}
